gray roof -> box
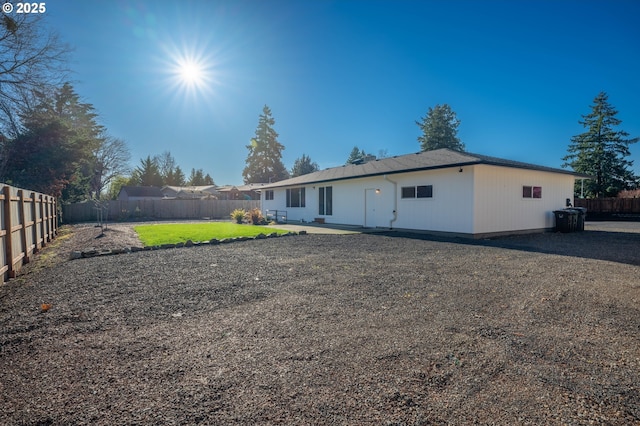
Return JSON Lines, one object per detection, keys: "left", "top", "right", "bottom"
{"left": 119, "top": 186, "right": 164, "bottom": 197}
{"left": 262, "top": 149, "right": 591, "bottom": 189}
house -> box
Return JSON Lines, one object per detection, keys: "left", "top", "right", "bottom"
{"left": 117, "top": 186, "right": 164, "bottom": 201}
{"left": 260, "top": 148, "right": 590, "bottom": 238}
{"left": 161, "top": 185, "right": 218, "bottom": 199}
{"left": 217, "top": 183, "right": 265, "bottom": 200}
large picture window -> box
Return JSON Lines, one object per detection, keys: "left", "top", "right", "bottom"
{"left": 286, "top": 187, "right": 306, "bottom": 207}
{"left": 319, "top": 186, "right": 332, "bottom": 215}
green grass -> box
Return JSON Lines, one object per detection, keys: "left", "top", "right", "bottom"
{"left": 134, "top": 222, "right": 289, "bottom": 246}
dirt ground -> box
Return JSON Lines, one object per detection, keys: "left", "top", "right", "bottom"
{"left": 0, "top": 222, "right": 639, "bottom": 425}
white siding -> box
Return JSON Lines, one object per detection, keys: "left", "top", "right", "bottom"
{"left": 391, "top": 168, "right": 474, "bottom": 233}
{"left": 263, "top": 177, "right": 396, "bottom": 226}
{"left": 472, "top": 165, "right": 575, "bottom": 235}
{"left": 262, "top": 168, "right": 474, "bottom": 232}
{"left": 262, "top": 165, "right": 576, "bottom": 236}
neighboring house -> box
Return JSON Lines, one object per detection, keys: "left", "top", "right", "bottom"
{"left": 260, "top": 148, "right": 590, "bottom": 238}
{"left": 117, "top": 186, "right": 164, "bottom": 201}
{"left": 217, "top": 183, "right": 265, "bottom": 200}
{"left": 161, "top": 185, "right": 218, "bottom": 199}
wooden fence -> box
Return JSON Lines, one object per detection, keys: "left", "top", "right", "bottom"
{"left": 574, "top": 197, "right": 640, "bottom": 218}
{"left": 1, "top": 184, "right": 58, "bottom": 283}
{"left": 62, "top": 199, "right": 261, "bottom": 224}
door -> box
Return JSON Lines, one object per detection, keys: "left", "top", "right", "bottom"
{"left": 365, "top": 189, "right": 376, "bottom": 228}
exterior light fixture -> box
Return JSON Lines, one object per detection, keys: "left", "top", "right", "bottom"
{"left": 375, "top": 188, "right": 381, "bottom": 194}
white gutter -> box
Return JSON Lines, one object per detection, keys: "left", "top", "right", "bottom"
{"left": 384, "top": 174, "right": 398, "bottom": 229}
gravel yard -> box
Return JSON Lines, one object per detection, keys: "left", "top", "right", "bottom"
{"left": 1, "top": 223, "right": 639, "bottom": 424}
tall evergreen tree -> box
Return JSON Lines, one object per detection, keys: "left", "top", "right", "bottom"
{"left": 563, "top": 92, "right": 638, "bottom": 198}
{"left": 346, "top": 146, "right": 367, "bottom": 164}
{"left": 416, "top": 104, "right": 464, "bottom": 152}
{"left": 2, "top": 83, "right": 103, "bottom": 198}
{"left": 170, "top": 166, "right": 186, "bottom": 186}
{"left": 242, "top": 105, "right": 288, "bottom": 183}
{"left": 290, "top": 154, "right": 319, "bottom": 177}
{"left": 187, "top": 168, "right": 214, "bottom": 186}
{"left": 130, "top": 156, "right": 162, "bottom": 187}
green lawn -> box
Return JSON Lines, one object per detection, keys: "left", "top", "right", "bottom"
{"left": 134, "top": 222, "right": 289, "bottom": 246}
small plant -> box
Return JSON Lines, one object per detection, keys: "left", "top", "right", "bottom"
{"left": 245, "top": 208, "right": 266, "bottom": 225}
{"left": 230, "top": 208, "right": 246, "bottom": 224}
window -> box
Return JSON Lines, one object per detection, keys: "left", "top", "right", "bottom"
{"left": 264, "top": 190, "right": 274, "bottom": 200}
{"left": 402, "top": 185, "right": 433, "bottom": 199}
{"left": 319, "top": 186, "right": 333, "bottom": 215}
{"left": 523, "top": 186, "right": 542, "bottom": 199}
{"left": 286, "top": 187, "right": 306, "bottom": 207}
{"left": 401, "top": 186, "right": 416, "bottom": 199}
{"left": 416, "top": 185, "right": 433, "bottom": 198}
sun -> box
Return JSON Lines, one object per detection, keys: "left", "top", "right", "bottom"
{"left": 156, "top": 38, "right": 221, "bottom": 103}
{"left": 177, "top": 60, "right": 205, "bottom": 86}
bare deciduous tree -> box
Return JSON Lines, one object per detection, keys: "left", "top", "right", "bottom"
{"left": 0, "top": 13, "right": 71, "bottom": 135}
{"left": 0, "top": 13, "right": 71, "bottom": 179}
{"left": 91, "top": 136, "right": 131, "bottom": 199}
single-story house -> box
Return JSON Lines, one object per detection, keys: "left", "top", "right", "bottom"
{"left": 260, "top": 148, "right": 590, "bottom": 238}
{"left": 162, "top": 185, "right": 218, "bottom": 199}
{"left": 117, "top": 186, "right": 164, "bottom": 201}
{"left": 217, "top": 183, "right": 265, "bottom": 200}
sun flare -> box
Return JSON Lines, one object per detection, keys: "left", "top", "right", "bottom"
{"left": 158, "top": 39, "right": 220, "bottom": 102}
{"left": 177, "top": 60, "right": 205, "bottom": 86}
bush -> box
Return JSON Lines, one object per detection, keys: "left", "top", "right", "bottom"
{"left": 245, "top": 208, "right": 266, "bottom": 225}
{"left": 230, "top": 209, "right": 246, "bottom": 224}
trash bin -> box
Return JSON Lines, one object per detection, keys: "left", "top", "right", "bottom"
{"left": 564, "top": 209, "right": 578, "bottom": 232}
{"left": 572, "top": 207, "right": 587, "bottom": 231}
{"left": 554, "top": 210, "right": 570, "bottom": 233}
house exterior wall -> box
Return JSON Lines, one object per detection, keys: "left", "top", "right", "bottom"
{"left": 471, "top": 164, "right": 575, "bottom": 235}
{"left": 263, "top": 164, "right": 576, "bottom": 236}
{"left": 262, "top": 176, "right": 396, "bottom": 226}
{"left": 390, "top": 168, "right": 474, "bottom": 233}
{"left": 262, "top": 167, "right": 475, "bottom": 233}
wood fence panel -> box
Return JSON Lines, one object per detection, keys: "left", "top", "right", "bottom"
{"left": 62, "top": 199, "right": 261, "bottom": 224}
{"left": 574, "top": 197, "right": 640, "bottom": 216}
{"left": 0, "top": 184, "right": 57, "bottom": 283}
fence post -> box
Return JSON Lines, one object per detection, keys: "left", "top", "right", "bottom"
{"left": 4, "top": 186, "right": 15, "bottom": 278}
{"left": 18, "top": 190, "right": 30, "bottom": 264}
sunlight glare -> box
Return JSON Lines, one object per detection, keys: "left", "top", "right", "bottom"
{"left": 177, "top": 60, "right": 205, "bottom": 86}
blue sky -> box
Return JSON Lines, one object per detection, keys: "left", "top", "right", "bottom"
{"left": 46, "top": 0, "right": 639, "bottom": 185}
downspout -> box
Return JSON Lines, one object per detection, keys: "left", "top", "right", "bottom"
{"left": 384, "top": 174, "right": 398, "bottom": 229}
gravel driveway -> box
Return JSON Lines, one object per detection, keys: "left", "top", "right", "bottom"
{"left": 1, "top": 223, "right": 639, "bottom": 424}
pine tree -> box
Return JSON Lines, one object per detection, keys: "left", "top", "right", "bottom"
{"left": 242, "top": 105, "right": 288, "bottom": 183}
{"left": 290, "top": 154, "right": 319, "bottom": 177}
{"left": 563, "top": 92, "right": 638, "bottom": 198}
{"left": 346, "top": 146, "right": 366, "bottom": 164}
{"left": 416, "top": 104, "right": 464, "bottom": 152}
{"left": 2, "top": 83, "right": 104, "bottom": 198}
{"left": 131, "top": 156, "right": 162, "bottom": 186}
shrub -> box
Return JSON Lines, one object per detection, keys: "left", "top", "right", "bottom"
{"left": 230, "top": 208, "right": 246, "bottom": 224}
{"left": 245, "top": 208, "right": 266, "bottom": 225}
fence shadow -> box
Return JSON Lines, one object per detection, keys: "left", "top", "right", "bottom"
{"left": 376, "top": 229, "right": 640, "bottom": 267}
